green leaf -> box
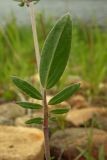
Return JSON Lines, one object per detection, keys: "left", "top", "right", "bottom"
{"left": 40, "top": 14, "right": 72, "bottom": 89}
{"left": 50, "top": 108, "right": 69, "bottom": 114}
{"left": 25, "top": 117, "right": 43, "bottom": 124}
{"left": 13, "top": 0, "right": 25, "bottom": 7}
{"left": 17, "top": 102, "right": 42, "bottom": 109}
{"left": 48, "top": 83, "right": 80, "bottom": 105}
{"left": 19, "top": 2, "right": 25, "bottom": 7}
{"left": 12, "top": 76, "right": 42, "bottom": 100}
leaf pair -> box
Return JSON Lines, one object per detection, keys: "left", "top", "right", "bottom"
{"left": 39, "top": 14, "right": 72, "bottom": 89}
{"left": 25, "top": 108, "right": 69, "bottom": 125}
{"left": 12, "top": 77, "right": 43, "bottom": 125}
{"left": 48, "top": 83, "right": 80, "bottom": 116}
{"left": 12, "top": 14, "right": 72, "bottom": 95}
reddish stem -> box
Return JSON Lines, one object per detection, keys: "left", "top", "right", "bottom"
{"left": 43, "top": 90, "right": 51, "bottom": 160}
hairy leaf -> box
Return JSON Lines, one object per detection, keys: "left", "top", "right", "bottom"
{"left": 25, "top": 117, "right": 43, "bottom": 124}
{"left": 17, "top": 102, "right": 42, "bottom": 109}
{"left": 40, "top": 14, "right": 72, "bottom": 89}
{"left": 48, "top": 83, "right": 80, "bottom": 105}
{"left": 12, "top": 76, "right": 42, "bottom": 100}
{"left": 50, "top": 108, "right": 69, "bottom": 114}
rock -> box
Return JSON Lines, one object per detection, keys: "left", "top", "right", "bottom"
{"left": 50, "top": 128, "right": 107, "bottom": 160}
{"left": 99, "top": 82, "right": 107, "bottom": 93}
{"left": 0, "top": 125, "right": 44, "bottom": 160}
{"left": 0, "top": 103, "right": 25, "bottom": 120}
{"left": 0, "top": 116, "right": 13, "bottom": 125}
{"left": 15, "top": 116, "right": 31, "bottom": 127}
{"left": 66, "top": 95, "right": 88, "bottom": 109}
{"left": 80, "top": 80, "right": 91, "bottom": 90}
{"left": 66, "top": 107, "right": 107, "bottom": 126}
{"left": 95, "top": 116, "right": 107, "bottom": 131}
{"left": 92, "top": 95, "right": 107, "bottom": 107}
{"left": 67, "top": 75, "right": 81, "bottom": 84}
{"left": 15, "top": 115, "right": 31, "bottom": 127}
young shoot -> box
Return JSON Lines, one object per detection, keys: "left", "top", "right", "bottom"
{"left": 12, "top": 0, "right": 80, "bottom": 159}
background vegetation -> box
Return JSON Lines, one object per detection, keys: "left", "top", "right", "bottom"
{"left": 0, "top": 14, "right": 107, "bottom": 102}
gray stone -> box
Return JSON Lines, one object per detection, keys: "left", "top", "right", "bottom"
{"left": 0, "top": 116, "right": 13, "bottom": 125}
{"left": 0, "top": 103, "right": 25, "bottom": 119}
{"left": 50, "top": 128, "right": 107, "bottom": 159}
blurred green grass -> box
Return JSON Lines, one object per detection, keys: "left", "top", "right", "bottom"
{"left": 0, "top": 14, "right": 107, "bottom": 101}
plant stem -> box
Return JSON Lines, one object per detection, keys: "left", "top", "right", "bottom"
{"left": 28, "top": 3, "right": 50, "bottom": 160}
{"left": 43, "top": 90, "right": 51, "bottom": 160}
{"left": 29, "top": 2, "right": 40, "bottom": 71}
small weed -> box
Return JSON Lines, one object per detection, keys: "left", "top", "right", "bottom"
{"left": 12, "top": 0, "right": 80, "bottom": 160}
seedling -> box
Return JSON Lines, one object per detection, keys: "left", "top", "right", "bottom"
{"left": 12, "top": 0, "right": 80, "bottom": 159}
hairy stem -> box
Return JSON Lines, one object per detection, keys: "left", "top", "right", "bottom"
{"left": 29, "top": 2, "right": 40, "bottom": 71}
{"left": 28, "top": 3, "right": 50, "bottom": 160}
{"left": 43, "top": 90, "right": 51, "bottom": 160}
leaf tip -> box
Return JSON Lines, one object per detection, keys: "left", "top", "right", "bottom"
{"left": 63, "top": 12, "right": 72, "bottom": 21}
{"left": 11, "top": 75, "right": 17, "bottom": 81}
